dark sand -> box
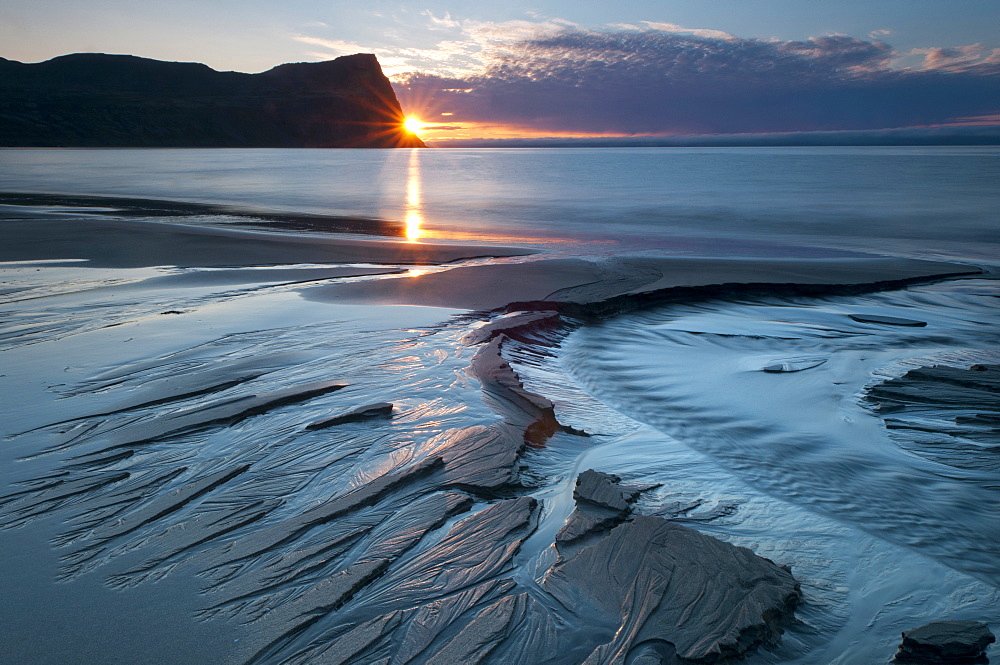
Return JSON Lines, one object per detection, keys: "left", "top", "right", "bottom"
{"left": 1, "top": 212, "right": 979, "bottom": 302}
{"left": 1, "top": 209, "right": 993, "bottom": 665}
{"left": 0, "top": 215, "right": 533, "bottom": 268}
{"left": 305, "top": 255, "right": 982, "bottom": 311}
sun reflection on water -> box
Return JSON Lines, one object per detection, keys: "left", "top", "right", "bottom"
{"left": 394, "top": 146, "right": 586, "bottom": 246}
{"left": 405, "top": 149, "right": 423, "bottom": 241}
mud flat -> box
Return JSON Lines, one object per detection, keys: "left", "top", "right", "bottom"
{"left": 0, "top": 205, "right": 995, "bottom": 665}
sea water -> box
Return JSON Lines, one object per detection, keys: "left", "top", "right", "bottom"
{"left": 2, "top": 146, "right": 999, "bottom": 260}
{"left": 1, "top": 147, "right": 999, "bottom": 664}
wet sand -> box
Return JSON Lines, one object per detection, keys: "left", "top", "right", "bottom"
{"left": 1, "top": 207, "right": 995, "bottom": 665}
{"left": 305, "top": 254, "right": 981, "bottom": 311}
{"left": 0, "top": 212, "right": 533, "bottom": 268}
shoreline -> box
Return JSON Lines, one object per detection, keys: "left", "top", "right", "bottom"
{"left": 1, "top": 205, "right": 997, "bottom": 664}
{"left": 1, "top": 200, "right": 984, "bottom": 299}
{"left": 0, "top": 210, "right": 535, "bottom": 269}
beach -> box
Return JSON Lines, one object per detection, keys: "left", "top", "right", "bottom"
{"left": 1, "top": 147, "right": 999, "bottom": 665}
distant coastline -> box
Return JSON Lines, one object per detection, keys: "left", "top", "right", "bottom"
{"left": 426, "top": 125, "right": 1000, "bottom": 148}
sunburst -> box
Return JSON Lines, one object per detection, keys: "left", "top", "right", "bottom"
{"left": 403, "top": 117, "right": 424, "bottom": 134}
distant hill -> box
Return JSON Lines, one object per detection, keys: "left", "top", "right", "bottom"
{"left": 0, "top": 53, "right": 424, "bottom": 148}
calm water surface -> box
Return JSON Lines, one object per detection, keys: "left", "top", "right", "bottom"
{"left": 2, "top": 146, "right": 998, "bottom": 260}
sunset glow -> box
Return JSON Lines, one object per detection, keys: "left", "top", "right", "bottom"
{"left": 403, "top": 117, "right": 424, "bottom": 134}
{"left": 416, "top": 122, "right": 660, "bottom": 143}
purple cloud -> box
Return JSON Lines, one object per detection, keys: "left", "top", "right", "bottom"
{"left": 398, "top": 29, "right": 1000, "bottom": 135}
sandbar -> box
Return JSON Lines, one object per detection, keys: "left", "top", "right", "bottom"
{"left": 0, "top": 215, "right": 533, "bottom": 269}
{"left": 305, "top": 255, "right": 983, "bottom": 311}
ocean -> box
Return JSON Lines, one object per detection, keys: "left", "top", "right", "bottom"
{"left": 3, "top": 146, "right": 999, "bottom": 259}
{"left": 1, "top": 147, "right": 998, "bottom": 665}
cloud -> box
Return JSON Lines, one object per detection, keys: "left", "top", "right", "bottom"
{"left": 911, "top": 43, "right": 1000, "bottom": 72}
{"left": 294, "top": 15, "right": 584, "bottom": 79}
{"left": 639, "top": 21, "right": 736, "bottom": 41}
{"left": 291, "top": 16, "right": 1000, "bottom": 136}
{"left": 421, "top": 10, "right": 460, "bottom": 31}
{"left": 291, "top": 32, "right": 481, "bottom": 78}
{"left": 776, "top": 34, "right": 893, "bottom": 71}
{"left": 394, "top": 26, "right": 1000, "bottom": 136}
{"left": 293, "top": 35, "right": 371, "bottom": 57}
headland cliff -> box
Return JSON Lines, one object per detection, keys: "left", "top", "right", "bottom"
{"left": 0, "top": 53, "right": 424, "bottom": 148}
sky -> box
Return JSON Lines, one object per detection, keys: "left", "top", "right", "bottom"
{"left": 3, "top": 1, "right": 999, "bottom": 140}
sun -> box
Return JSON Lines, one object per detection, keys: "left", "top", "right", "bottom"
{"left": 403, "top": 117, "right": 424, "bottom": 134}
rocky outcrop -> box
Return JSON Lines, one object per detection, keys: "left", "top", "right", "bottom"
{"left": 892, "top": 621, "right": 995, "bottom": 663}
{"left": 556, "top": 470, "right": 642, "bottom": 545}
{"left": 547, "top": 472, "right": 801, "bottom": 664}
{"left": 866, "top": 363, "right": 1000, "bottom": 474}
{"left": 0, "top": 52, "right": 424, "bottom": 147}
{"left": 553, "top": 517, "right": 799, "bottom": 663}
{"left": 460, "top": 311, "right": 563, "bottom": 346}
{"left": 470, "top": 334, "right": 566, "bottom": 447}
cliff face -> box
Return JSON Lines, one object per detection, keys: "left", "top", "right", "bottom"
{"left": 0, "top": 53, "right": 424, "bottom": 148}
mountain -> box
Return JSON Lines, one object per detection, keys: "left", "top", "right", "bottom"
{"left": 0, "top": 53, "right": 424, "bottom": 148}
